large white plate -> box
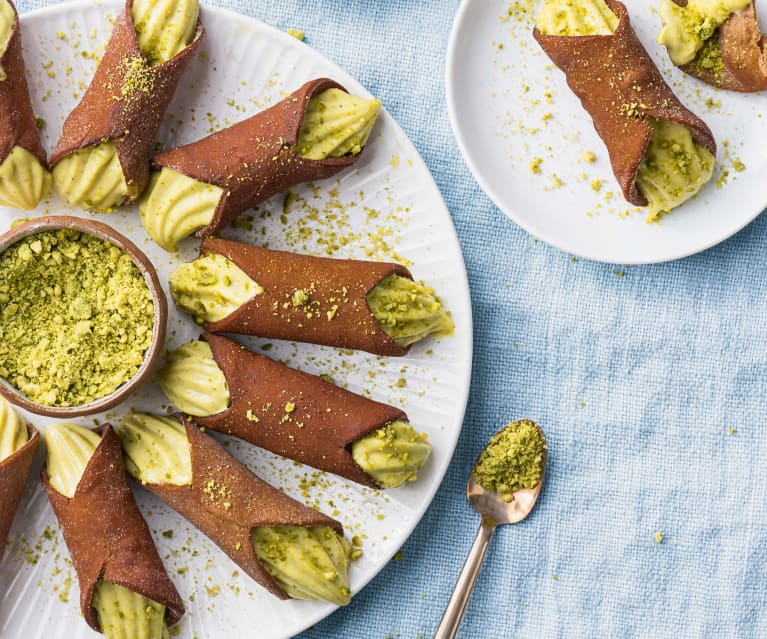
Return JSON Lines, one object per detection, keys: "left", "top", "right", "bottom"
{"left": 446, "top": 0, "right": 767, "bottom": 264}
{"left": 0, "top": 2, "right": 473, "bottom": 637}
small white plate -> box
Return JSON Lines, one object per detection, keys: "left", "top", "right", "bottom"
{"left": 0, "top": 2, "right": 473, "bottom": 638}
{"left": 446, "top": 0, "right": 767, "bottom": 264}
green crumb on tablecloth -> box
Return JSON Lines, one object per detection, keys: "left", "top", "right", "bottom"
{"left": 287, "top": 28, "right": 304, "bottom": 40}
{"left": 473, "top": 419, "right": 545, "bottom": 502}
{"left": 728, "top": 426, "right": 735, "bottom": 436}
{"left": 393, "top": 552, "right": 405, "bottom": 560}
{"left": 655, "top": 531, "right": 664, "bottom": 544}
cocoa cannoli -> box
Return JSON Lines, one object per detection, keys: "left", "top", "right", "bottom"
{"left": 156, "top": 333, "right": 433, "bottom": 489}
{"left": 117, "top": 412, "right": 354, "bottom": 604}
{"left": 168, "top": 237, "right": 454, "bottom": 356}
{"left": 534, "top": 0, "right": 717, "bottom": 221}
{"left": 0, "top": 0, "right": 50, "bottom": 209}
{"left": 658, "top": 0, "right": 767, "bottom": 92}
{"left": 42, "top": 423, "right": 184, "bottom": 638}
{"left": 0, "top": 397, "right": 38, "bottom": 559}
{"left": 50, "top": 0, "right": 203, "bottom": 212}
{"left": 139, "top": 78, "right": 381, "bottom": 251}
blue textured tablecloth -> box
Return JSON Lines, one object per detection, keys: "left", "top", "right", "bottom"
{"left": 16, "top": 1, "right": 767, "bottom": 637}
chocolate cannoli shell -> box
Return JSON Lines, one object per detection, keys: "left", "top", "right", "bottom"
{"left": 152, "top": 77, "right": 359, "bottom": 237}
{"left": 201, "top": 237, "right": 413, "bottom": 356}
{"left": 533, "top": 0, "right": 716, "bottom": 207}
{"left": 41, "top": 426, "right": 184, "bottom": 632}
{"left": 0, "top": 1, "right": 47, "bottom": 166}
{"left": 147, "top": 419, "right": 343, "bottom": 599}
{"left": 195, "top": 332, "right": 407, "bottom": 488}
{"left": 50, "top": 0, "right": 204, "bottom": 202}
{"left": 0, "top": 425, "right": 39, "bottom": 559}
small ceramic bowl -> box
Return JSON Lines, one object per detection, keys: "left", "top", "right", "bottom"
{"left": 0, "top": 216, "right": 167, "bottom": 417}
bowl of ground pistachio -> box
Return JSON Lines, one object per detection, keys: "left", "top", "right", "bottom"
{"left": 0, "top": 216, "right": 167, "bottom": 417}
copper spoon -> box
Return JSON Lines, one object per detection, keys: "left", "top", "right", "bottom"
{"left": 434, "top": 420, "right": 548, "bottom": 639}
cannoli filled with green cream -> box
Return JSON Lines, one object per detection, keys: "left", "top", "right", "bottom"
{"left": 0, "top": 396, "right": 39, "bottom": 560}
{"left": 169, "top": 238, "right": 453, "bottom": 356}
{"left": 140, "top": 78, "right": 381, "bottom": 251}
{"left": 657, "top": 0, "right": 767, "bottom": 92}
{"left": 117, "top": 412, "right": 353, "bottom": 605}
{"left": 156, "top": 335, "right": 432, "bottom": 489}
{"left": 534, "top": 0, "right": 717, "bottom": 221}
{"left": 50, "top": 0, "right": 203, "bottom": 212}
{"left": 0, "top": 0, "right": 50, "bottom": 209}
{"left": 41, "top": 423, "right": 184, "bottom": 639}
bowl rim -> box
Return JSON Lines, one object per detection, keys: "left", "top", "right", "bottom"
{"left": 0, "top": 215, "right": 168, "bottom": 417}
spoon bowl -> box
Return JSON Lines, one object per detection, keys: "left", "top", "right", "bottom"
{"left": 435, "top": 419, "right": 547, "bottom": 639}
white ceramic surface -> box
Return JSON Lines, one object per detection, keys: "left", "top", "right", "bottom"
{"left": 0, "top": 3, "right": 473, "bottom": 638}
{"left": 446, "top": 0, "right": 767, "bottom": 264}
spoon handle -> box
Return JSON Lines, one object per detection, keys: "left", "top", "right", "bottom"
{"left": 434, "top": 520, "right": 495, "bottom": 639}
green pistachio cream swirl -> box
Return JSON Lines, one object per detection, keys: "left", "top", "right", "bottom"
{"left": 536, "top": 0, "right": 715, "bottom": 221}
{"left": 140, "top": 88, "right": 381, "bottom": 252}
{"left": 116, "top": 412, "right": 353, "bottom": 605}
{"left": 45, "top": 423, "right": 170, "bottom": 639}
{"left": 157, "top": 340, "right": 433, "bottom": 488}
{"left": 168, "top": 255, "right": 453, "bottom": 348}
{"left": 52, "top": 0, "right": 199, "bottom": 212}
{"left": 0, "top": 0, "right": 51, "bottom": 210}
{"left": 0, "top": 395, "right": 27, "bottom": 462}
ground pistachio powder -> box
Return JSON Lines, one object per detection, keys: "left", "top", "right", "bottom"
{"left": 473, "top": 419, "right": 545, "bottom": 502}
{"left": 0, "top": 229, "right": 154, "bottom": 406}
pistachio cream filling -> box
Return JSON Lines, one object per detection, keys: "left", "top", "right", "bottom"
{"left": 139, "top": 169, "right": 225, "bottom": 252}
{"left": 117, "top": 412, "right": 353, "bottom": 604}
{"left": 251, "top": 525, "right": 353, "bottom": 606}
{"left": 293, "top": 88, "right": 381, "bottom": 160}
{"left": 0, "top": 229, "right": 154, "bottom": 407}
{"left": 657, "top": 0, "right": 751, "bottom": 65}
{"left": 472, "top": 419, "right": 545, "bottom": 503}
{"left": 0, "top": 0, "right": 15, "bottom": 81}
{"left": 536, "top": 0, "right": 715, "bottom": 218}
{"left": 535, "top": 0, "right": 619, "bottom": 36}
{"left": 0, "top": 395, "right": 27, "bottom": 462}
{"left": 45, "top": 423, "right": 169, "bottom": 639}
{"left": 156, "top": 341, "right": 230, "bottom": 418}
{"left": 350, "top": 421, "right": 432, "bottom": 489}
{"left": 140, "top": 88, "right": 380, "bottom": 251}
{"left": 0, "top": 146, "right": 52, "bottom": 210}
{"left": 636, "top": 119, "right": 715, "bottom": 222}
{"left": 366, "top": 274, "right": 454, "bottom": 348}
{"left": 168, "top": 253, "right": 263, "bottom": 324}
{"left": 52, "top": 0, "right": 199, "bottom": 212}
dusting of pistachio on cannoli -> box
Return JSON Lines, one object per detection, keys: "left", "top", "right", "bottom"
{"left": 0, "top": 0, "right": 15, "bottom": 81}
{"left": 366, "top": 274, "right": 454, "bottom": 348}
{"left": 45, "top": 423, "right": 169, "bottom": 639}
{"left": 117, "top": 412, "right": 353, "bottom": 605}
{"left": 293, "top": 88, "right": 381, "bottom": 160}
{"left": 131, "top": 0, "right": 199, "bottom": 66}
{"left": 140, "top": 88, "right": 380, "bottom": 251}
{"left": 155, "top": 339, "right": 432, "bottom": 488}
{"left": 350, "top": 421, "right": 432, "bottom": 489}
{"left": 139, "top": 169, "right": 225, "bottom": 252}
{"left": 0, "top": 2, "right": 51, "bottom": 210}
{"left": 636, "top": 119, "right": 715, "bottom": 222}
{"left": 657, "top": 0, "right": 751, "bottom": 66}
{"left": 0, "top": 395, "right": 26, "bottom": 462}
{"left": 536, "top": 0, "right": 715, "bottom": 219}
{"left": 535, "top": 0, "right": 618, "bottom": 36}
{"left": 168, "top": 254, "right": 263, "bottom": 323}
{"left": 52, "top": 0, "right": 199, "bottom": 212}
{"left": 156, "top": 341, "right": 230, "bottom": 417}
{"left": 251, "top": 525, "right": 353, "bottom": 606}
